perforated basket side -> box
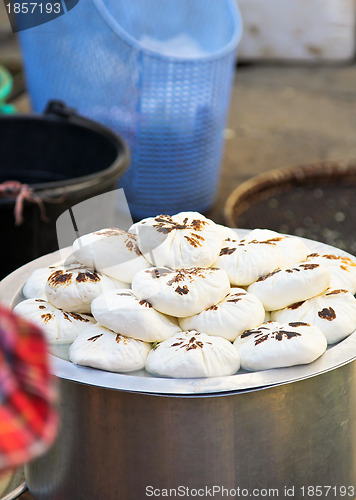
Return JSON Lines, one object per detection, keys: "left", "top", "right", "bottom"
{"left": 19, "top": 0, "right": 242, "bottom": 218}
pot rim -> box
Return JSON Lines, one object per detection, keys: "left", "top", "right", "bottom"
{"left": 2, "top": 231, "right": 356, "bottom": 396}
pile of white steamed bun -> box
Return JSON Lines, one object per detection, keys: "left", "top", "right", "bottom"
{"left": 14, "top": 211, "right": 356, "bottom": 378}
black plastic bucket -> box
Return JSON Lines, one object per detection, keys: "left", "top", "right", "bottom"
{"left": 0, "top": 100, "right": 130, "bottom": 280}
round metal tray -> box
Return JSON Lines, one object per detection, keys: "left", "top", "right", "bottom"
{"left": 1, "top": 231, "right": 356, "bottom": 395}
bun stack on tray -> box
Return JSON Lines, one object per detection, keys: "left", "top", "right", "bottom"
{"left": 14, "top": 211, "right": 356, "bottom": 379}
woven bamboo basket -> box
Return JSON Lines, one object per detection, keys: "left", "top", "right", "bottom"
{"left": 224, "top": 160, "right": 356, "bottom": 256}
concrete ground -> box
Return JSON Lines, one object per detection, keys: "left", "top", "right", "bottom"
{"left": 209, "top": 62, "right": 356, "bottom": 224}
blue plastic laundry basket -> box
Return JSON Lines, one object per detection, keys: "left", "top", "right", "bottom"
{"left": 19, "top": 0, "right": 242, "bottom": 219}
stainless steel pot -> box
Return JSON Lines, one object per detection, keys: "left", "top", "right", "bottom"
{"left": 2, "top": 235, "right": 356, "bottom": 500}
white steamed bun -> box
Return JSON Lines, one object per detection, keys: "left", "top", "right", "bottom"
{"left": 73, "top": 228, "right": 150, "bottom": 283}
{"left": 244, "top": 229, "right": 309, "bottom": 267}
{"left": 13, "top": 298, "right": 95, "bottom": 343}
{"left": 23, "top": 265, "right": 62, "bottom": 300}
{"left": 130, "top": 212, "right": 223, "bottom": 269}
{"left": 145, "top": 330, "right": 240, "bottom": 378}
{"left": 213, "top": 236, "right": 284, "bottom": 286}
{"left": 305, "top": 252, "right": 356, "bottom": 294}
{"left": 179, "top": 288, "right": 265, "bottom": 341}
{"left": 45, "top": 264, "right": 127, "bottom": 313}
{"left": 70, "top": 324, "right": 151, "bottom": 373}
{"left": 91, "top": 289, "right": 181, "bottom": 342}
{"left": 131, "top": 266, "right": 230, "bottom": 317}
{"left": 271, "top": 288, "right": 356, "bottom": 344}
{"left": 247, "top": 262, "right": 330, "bottom": 311}
{"left": 234, "top": 321, "right": 327, "bottom": 371}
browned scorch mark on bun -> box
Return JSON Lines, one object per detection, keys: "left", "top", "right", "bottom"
{"left": 115, "top": 334, "right": 130, "bottom": 345}
{"left": 124, "top": 234, "right": 142, "bottom": 256}
{"left": 325, "top": 289, "right": 348, "bottom": 296}
{"left": 62, "top": 312, "right": 91, "bottom": 323}
{"left": 95, "top": 228, "right": 123, "bottom": 237}
{"left": 41, "top": 313, "right": 53, "bottom": 323}
{"left": 87, "top": 334, "right": 103, "bottom": 342}
{"left": 48, "top": 269, "right": 73, "bottom": 286}
{"left": 184, "top": 233, "right": 205, "bottom": 248}
{"left": 318, "top": 307, "right": 336, "bottom": 321}
{"left": 152, "top": 215, "right": 208, "bottom": 234}
{"left": 256, "top": 269, "right": 281, "bottom": 282}
{"left": 76, "top": 271, "right": 101, "bottom": 283}
{"left": 300, "top": 264, "right": 319, "bottom": 270}
{"left": 146, "top": 268, "right": 172, "bottom": 279}
{"left": 287, "top": 301, "right": 305, "bottom": 310}
{"left": 139, "top": 299, "right": 153, "bottom": 308}
{"left": 219, "top": 247, "right": 236, "bottom": 256}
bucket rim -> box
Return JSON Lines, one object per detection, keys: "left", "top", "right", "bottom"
{"left": 92, "top": 0, "right": 243, "bottom": 63}
{"left": 0, "top": 110, "right": 130, "bottom": 197}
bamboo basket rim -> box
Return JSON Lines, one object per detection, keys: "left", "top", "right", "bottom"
{"left": 224, "top": 159, "right": 356, "bottom": 227}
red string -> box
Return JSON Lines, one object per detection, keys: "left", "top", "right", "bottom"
{"left": 0, "top": 181, "right": 48, "bottom": 226}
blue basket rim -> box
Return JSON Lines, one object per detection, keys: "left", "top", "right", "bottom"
{"left": 92, "top": 0, "right": 243, "bottom": 62}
